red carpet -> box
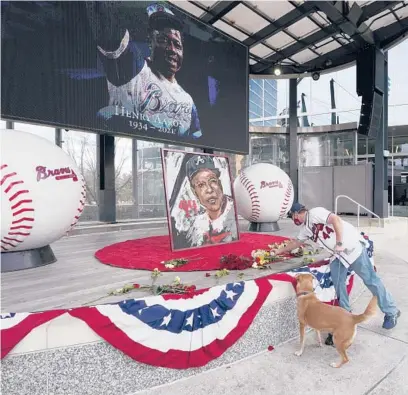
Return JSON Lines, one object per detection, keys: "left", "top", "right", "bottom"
{"left": 95, "top": 233, "right": 290, "bottom": 271}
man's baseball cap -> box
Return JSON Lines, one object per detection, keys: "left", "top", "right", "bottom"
{"left": 147, "top": 3, "right": 183, "bottom": 32}
{"left": 186, "top": 155, "right": 220, "bottom": 182}
{"left": 288, "top": 202, "right": 306, "bottom": 217}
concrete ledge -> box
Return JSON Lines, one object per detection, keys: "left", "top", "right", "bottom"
{"left": 1, "top": 270, "right": 366, "bottom": 395}
{"left": 1, "top": 291, "right": 298, "bottom": 395}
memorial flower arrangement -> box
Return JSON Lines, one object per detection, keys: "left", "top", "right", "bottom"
{"left": 106, "top": 276, "right": 197, "bottom": 297}
{"left": 161, "top": 258, "right": 189, "bottom": 269}
{"left": 161, "top": 255, "right": 202, "bottom": 269}
{"left": 84, "top": 269, "right": 197, "bottom": 305}
{"left": 251, "top": 249, "right": 279, "bottom": 269}
{"left": 219, "top": 254, "right": 253, "bottom": 270}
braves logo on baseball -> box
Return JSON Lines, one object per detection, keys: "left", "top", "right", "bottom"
{"left": 260, "top": 180, "right": 283, "bottom": 189}
{"left": 1, "top": 129, "right": 85, "bottom": 253}
{"left": 233, "top": 163, "right": 294, "bottom": 223}
{"left": 36, "top": 166, "right": 78, "bottom": 182}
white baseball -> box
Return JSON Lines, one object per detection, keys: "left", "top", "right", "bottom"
{"left": 1, "top": 129, "right": 86, "bottom": 252}
{"left": 233, "top": 163, "right": 294, "bottom": 223}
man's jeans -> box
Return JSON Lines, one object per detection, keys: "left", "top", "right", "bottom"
{"left": 330, "top": 247, "right": 399, "bottom": 316}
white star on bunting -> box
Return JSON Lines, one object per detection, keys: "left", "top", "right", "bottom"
{"left": 225, "top": 289, "right": 237, "bottom": 301}
{"left": 161, "top": 313, "right": 172, "bottom": 327}
{"left": 211, "top": 307, "right": 220, "bottom": 318}
{"left": 185, "top": 312, "right": 194, "bottom": 328}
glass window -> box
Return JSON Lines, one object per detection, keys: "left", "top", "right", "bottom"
{"left": 298, "top": 132, "right": 355, "bottom": 167}
{"left": 264, "top": 102, "right": 277, "bottom": 117}
{"left": 367, "top": 138, "right": 376, "bottom": 155}
{"left": 391, "top": 136, "right": 408, "bottom": 154}
{"left": 135, "top": 142, "right": 166, "bottom": 218}
{"left": 215, "top": 152, "right": 249, "bottom": 179}
{"left": 61, "top": 131, "right": 98, "bottom": 222}
{"left": 250, "top": 134, "right": 289, "bottom": 174}
{"left": 264, "top": 119, "right": 277, "bottom": 126}
{"left": 249, "top": 101, "right": 262, "bottom": 117}
{"left": 249, "top": 111, "right": 260, "bottom": 120}
{"left": 250, "top": 121, "right": 264, "bottom": 126}
{"left": 115, "top": 137, "right": 134, "bottom": 220}
{"left": 358, "top": 135, "right": 368, "bottom": 156}
{"left": 249, "top": 80, "right": 262, "bottom": 97}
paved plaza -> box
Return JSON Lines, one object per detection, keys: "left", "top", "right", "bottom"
{"left": 136, "top": 228, "right": 408, "bottom": 395}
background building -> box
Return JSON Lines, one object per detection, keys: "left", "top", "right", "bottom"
{"left": 249, "top": 79, "right": 278, "bottom": 126}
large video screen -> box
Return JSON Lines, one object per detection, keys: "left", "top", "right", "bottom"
{"left": 1, "top": 2, "right": 249, "bottom": 153}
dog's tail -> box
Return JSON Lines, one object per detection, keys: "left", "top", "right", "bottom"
{"left": 352, "top": 296, "right": 377, "bottom": 324}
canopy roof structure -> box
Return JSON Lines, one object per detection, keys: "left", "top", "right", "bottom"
{"left": 169, "top": 1, "right": 408, "bottom": 76}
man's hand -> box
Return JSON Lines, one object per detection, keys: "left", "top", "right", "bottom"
{"left": 334, "top": 244, "right": 345, "bottom": 253}
{"left": 271, "top": 240, "right": 303, "bottom": 257}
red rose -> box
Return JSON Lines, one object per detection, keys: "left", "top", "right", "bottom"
{"left": 268, "top": 345, "right": 274, "bottom": 351}
{"left": 256, "top": 257, "right": 261, "bottom": 263}
{"left": 133, "top": 284, "right": 140, "bottom": 288}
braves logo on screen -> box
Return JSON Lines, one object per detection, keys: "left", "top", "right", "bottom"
{"left": 311, "top": 223, "right": 334, "bottom": 242}
{"left": 140, "top": 82, "right": 191, "bottom": 116}
{"left": 36, "top": 166, "right": 78, "bottom": 182}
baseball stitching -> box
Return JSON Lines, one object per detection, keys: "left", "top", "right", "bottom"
{"left": 239, "top": 171, "right": 261, "bottom": 222}
{"left": 1, "top": 164, "right": 35, "bottom": 252}
{"left": 68, "top": 177, "right": 86, "bottom": 230}
{"left": 279, "top": 181, "right": 293, "bottom": 219}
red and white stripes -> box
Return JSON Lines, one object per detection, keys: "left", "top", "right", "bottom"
{"left": 239, "top": 171, "right": 261, "bottom": 222}
{"left": 279, "top": 180, "right": 293, "bottom": 219}
{"left": 1, "top": 164, "right": 35, "bottom": 252}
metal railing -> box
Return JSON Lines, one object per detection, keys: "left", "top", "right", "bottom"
{"left": 334, "top": 195, "right": 382, "bottom": 228}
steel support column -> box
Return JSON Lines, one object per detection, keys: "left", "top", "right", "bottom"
{"left": 374, "top": 52, "right": 388, "bottom": 218}
{"left": 203, "top": 149, "right": 214, "bottom": 154}
{"left": 55, "top": 128, "right": 63, "bottom": 147}
{"left": 132, "top": 139, "right": 139, "bottom": 218}
{"left": 289, "top": 78, "right": 298, "bottom": 201}
{"left": 97, "top": 134, "right": 116, "bottom": 222}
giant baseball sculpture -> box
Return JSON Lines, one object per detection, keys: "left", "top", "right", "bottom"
{"left": 233, "top": 163, "right": 294, "bottom": 223}
{"left": 1, "top": 129, "right": 86, "bottom": 253}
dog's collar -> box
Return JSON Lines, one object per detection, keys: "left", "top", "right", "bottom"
{"left": 296, "top": 291, "right": 313, "bottom": 297}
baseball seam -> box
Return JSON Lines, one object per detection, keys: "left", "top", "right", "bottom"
{"left": 69, "top": 177, "right": 86, "bottom": 230}
{"left": 239, "top": 171, "right": 261, "bottom": 222}
{"left": 1, "top": 164, "right": 35, "bottom": 252}
{"left": 279, "top": 181, "right": 293, "bottom": 219}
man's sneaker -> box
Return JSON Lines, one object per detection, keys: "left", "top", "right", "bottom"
{"left": 382, "top": 310, "right": 401, "bottom": 329}
{"left": 325, "top": 333, "right": 334, "bottom": 346}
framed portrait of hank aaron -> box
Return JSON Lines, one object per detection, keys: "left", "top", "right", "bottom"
{"left": 161, "top": 149, "right": 240, "bottom": 251}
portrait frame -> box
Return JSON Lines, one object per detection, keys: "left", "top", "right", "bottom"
{"left": 161, "top": 149, "right": 240, "bottom": 252}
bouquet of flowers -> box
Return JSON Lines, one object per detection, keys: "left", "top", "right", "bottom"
{"left": 161, "top": 258, "right": 189, "bottom": 269}
{"left": 251, "top": 249, "right": 279, "bottom": 269}
{"left": 220, "top": 254, "right": 252, "bottom": 270}
{"left": 83, "top": 271, "right": 197, "bottom": 305}
{"left": 108, "top": 275, "right": 197, "bottom": 296}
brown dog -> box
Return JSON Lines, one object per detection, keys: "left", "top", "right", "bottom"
{"left": 295, "top": 273, "right": 377, "bottom": 368}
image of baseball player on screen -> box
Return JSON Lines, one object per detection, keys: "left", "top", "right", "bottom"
{"left": 165, "top": 152, "right": 239, "bottom": 250}
{"left": 95, "top": 2, "right": 202, "bottom": 139}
